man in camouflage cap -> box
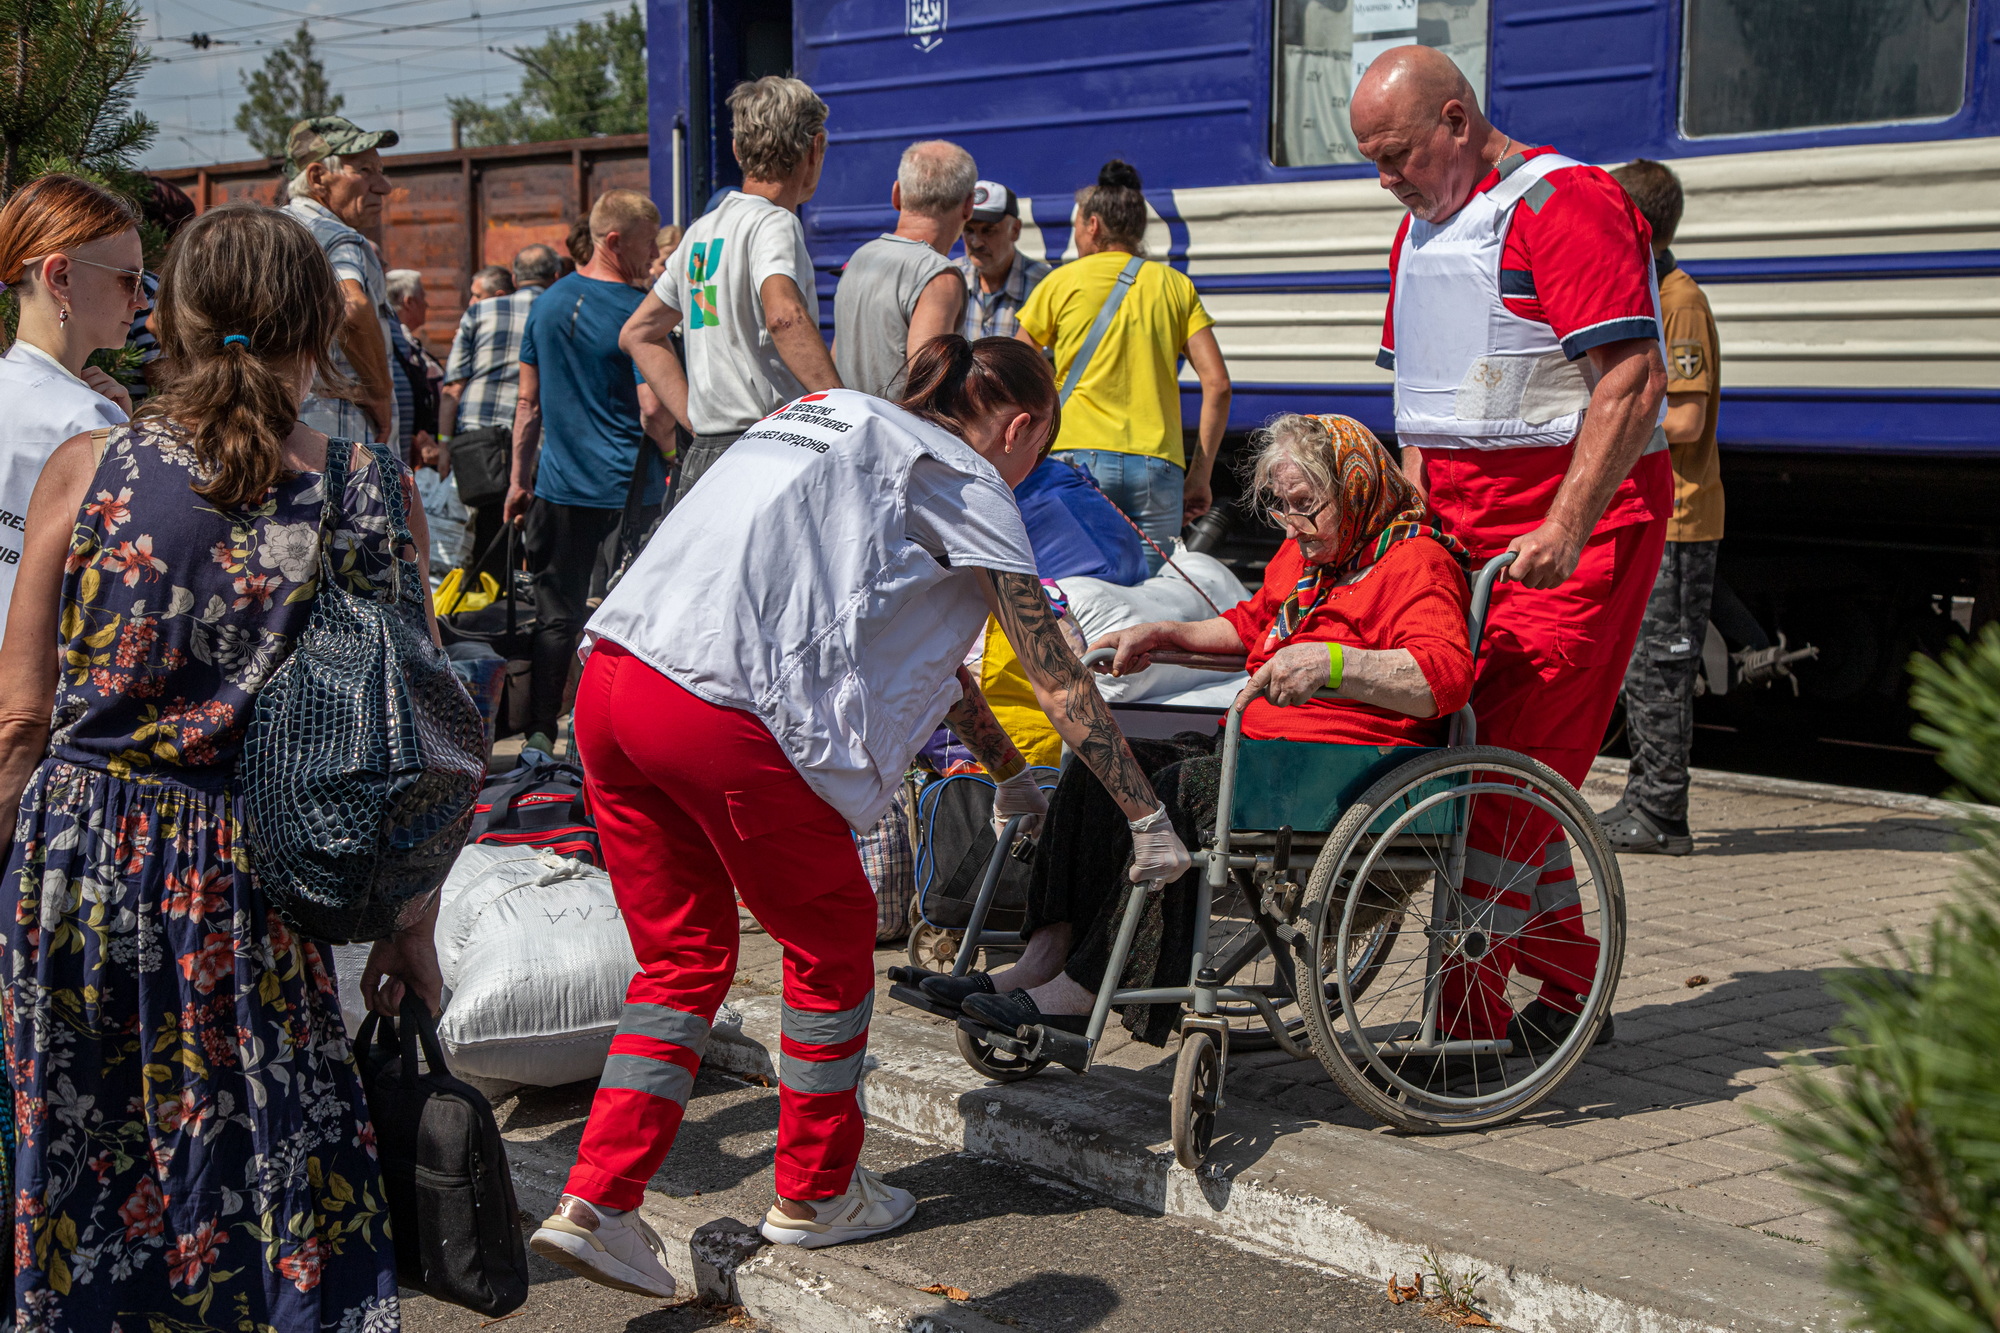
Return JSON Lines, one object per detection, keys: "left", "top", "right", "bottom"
{"left": 281, "top": 115, "right": 401, "bottom": 444}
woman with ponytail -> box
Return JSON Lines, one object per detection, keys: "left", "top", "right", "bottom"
{"left": 0, "top": 174, "right": 149, "bottom": 634}
{"left": 0, "top": 203, "right": 428, "bottom": 1329}
{"left": 527, "top": 335, "right": 1187, "bottom": 1292}
{"left": 1015, "top": 159, "right": 1233, "bottom": 571}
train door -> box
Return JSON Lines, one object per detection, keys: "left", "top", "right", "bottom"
{"left": 686, "top": 0, "right": 793, "bottom": 213}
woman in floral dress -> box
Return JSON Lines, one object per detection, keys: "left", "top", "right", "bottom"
{"left": 0, "top": 203, "right": 440, "bottom": 1329}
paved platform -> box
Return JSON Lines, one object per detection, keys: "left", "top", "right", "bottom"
{"left": 731, "top": 762, "right": 1962, "bottom": 1251}
{"left": 406, "top": 1073, "right": 1420, "bottom": 1333}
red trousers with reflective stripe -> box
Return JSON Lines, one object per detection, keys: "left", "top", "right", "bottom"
{"left": 1425, "top": 449, "right": 1671, "bottom": 1037}
{"left": 564, "top": 642, "right": 878, "bottom": 1207}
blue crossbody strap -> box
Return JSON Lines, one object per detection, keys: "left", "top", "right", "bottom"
{"left": 1057, "top": 254, "right": 1145, "bottom": 406}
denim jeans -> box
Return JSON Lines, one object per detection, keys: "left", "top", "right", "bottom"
{"left": 1057, "top": 448, "right": 1184, "bottom": 574}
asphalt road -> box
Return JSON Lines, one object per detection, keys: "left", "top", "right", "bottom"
{"left": 397, "top": 1071, "right": 1444, "bottom": 1333}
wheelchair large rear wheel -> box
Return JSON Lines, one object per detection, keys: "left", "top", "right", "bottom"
{"left": 1296, "top": 746, "right": 1624, "bottom": 1132}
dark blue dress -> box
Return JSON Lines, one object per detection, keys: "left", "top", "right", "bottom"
{"left": 2, "top": 419, "right": 404, "bottom": 1331}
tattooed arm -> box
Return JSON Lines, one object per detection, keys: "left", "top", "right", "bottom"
{"left": 942, "top": 665, "right": 1028, "bottom": 782}
{"left": 979, "top": 569, "right": 1160, "bottom": 821}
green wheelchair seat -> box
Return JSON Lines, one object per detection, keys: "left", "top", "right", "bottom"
{"left": 1228, "top": 738, "right": 1462, "bottom": 837}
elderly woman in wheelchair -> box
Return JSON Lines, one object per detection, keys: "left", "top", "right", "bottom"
{"left": 899, "top": 412, "right": 1628, "bottom": 1155}
{"left": 932, "top": 413, "right": 1470, "bottom": 1012}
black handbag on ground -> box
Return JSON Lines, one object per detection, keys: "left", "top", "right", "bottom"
{"left": 356, "top": 997, "right": 530, "bottom": 1317}
{"left": 449, "top": 425, "right": 512, "bottom": 509}
{"left": 241, "top": 439, "right": 486, "bottom": 943}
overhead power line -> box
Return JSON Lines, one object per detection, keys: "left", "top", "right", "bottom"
{"left": 153, "top": 0, "right": 629, "bottom": 45}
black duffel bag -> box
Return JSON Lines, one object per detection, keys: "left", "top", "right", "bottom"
{"left": 470, "top": 751, "right": 601, "bottom": 865}
{"left": 357, "top": 997, "right": 530, "bottom": 1318}
{"left": 450, "top": 425, "right": 512, "bottom": 510}
{"left": 440, "top": 522, "right": 535, "bottom": 662}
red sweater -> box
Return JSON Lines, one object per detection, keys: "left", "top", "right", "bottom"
{"left": 1219, "top": 537, "right": 1474, "bottom": 746}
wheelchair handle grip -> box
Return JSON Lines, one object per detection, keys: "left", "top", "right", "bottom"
{"left": 1468, "top": 551, "right": 1517, "bottom": 668}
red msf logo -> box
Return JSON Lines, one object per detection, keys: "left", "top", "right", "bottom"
{"left": 755, "top": 391, "right": 833, "bottom": 424}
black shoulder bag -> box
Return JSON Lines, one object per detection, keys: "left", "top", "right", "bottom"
{"left": 242, "top": 438, "right": 486, "bottom": 943}
{"left": 356, "top": 996, "right": 530, "bottom": 1316}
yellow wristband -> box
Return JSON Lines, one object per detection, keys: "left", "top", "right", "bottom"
{"left": 1326, "top": 642, "right": 1344, "bottom": 691}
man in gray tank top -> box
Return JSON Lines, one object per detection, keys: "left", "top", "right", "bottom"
{"left": 833, "top": 140, "right": 976, "bottom": 398}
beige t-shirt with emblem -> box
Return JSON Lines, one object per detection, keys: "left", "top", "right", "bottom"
{"left": 1660, "top": 265, "right": 1722, "bottom": 542}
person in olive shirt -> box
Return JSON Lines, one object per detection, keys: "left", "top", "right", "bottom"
{"left": 1602, "top": 159, "right": 1723, "bottom": 856}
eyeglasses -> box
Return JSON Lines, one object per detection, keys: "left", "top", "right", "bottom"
{"left": 60, "top": 255, "right": 147, "bottom": 300}
{"left": 1268, "top": 496, "right": 1330, "bottom": 530}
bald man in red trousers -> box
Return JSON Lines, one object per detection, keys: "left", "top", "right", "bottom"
{"left": 1351, "top": 46, "right": 1669, "bottom": 1082}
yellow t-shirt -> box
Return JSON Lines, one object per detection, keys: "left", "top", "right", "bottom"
{"left": 1660, "top": 266, "right": 1724, "bottom": 543}
{"left": 1016, "top": 252, "right": 1214, "bottom": 468}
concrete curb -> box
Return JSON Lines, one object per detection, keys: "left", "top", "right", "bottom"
{"left": 706, "top": 997, "right": 1847, "bottom": 1333}
{"left": 1587, "top": 754, "right": 1993, "bottom": 822}
{"left": 504, "top": 1133, "right": 1017, "bottom": 1333}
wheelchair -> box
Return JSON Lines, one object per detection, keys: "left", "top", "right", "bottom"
{"left": 889, "top": 553, "right": 1625, "bottom": 1166}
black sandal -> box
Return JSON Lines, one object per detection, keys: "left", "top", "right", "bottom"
{"left": 960, "top": 988, "right": 1090, "bottom": 1036}
{"left": 917, "top": 971, "right": 997, "bottom": 1010}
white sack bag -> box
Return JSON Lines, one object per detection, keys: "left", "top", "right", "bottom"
{"left": 334, "top": 843, "right": 548, "bottom": 1038}
{"left": 434, "top": 849, "right": 640, "bottom": 1086}
{"left": 1058, "top": 545, "right": 1252, "bottom": 703}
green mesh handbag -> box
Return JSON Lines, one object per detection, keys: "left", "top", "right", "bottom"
{"left": 242, "top": 439, "right": 485, "bottom": 943}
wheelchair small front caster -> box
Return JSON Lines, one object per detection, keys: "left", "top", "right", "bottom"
{"left": 1171, "top": 1029, "right": 1224, "bottom": 1168}
{"left": 955, "top": 1023, "right": 1049, "bottom": 1083}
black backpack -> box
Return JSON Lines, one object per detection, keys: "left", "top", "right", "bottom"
{"left": 469, "top": 752, "right": 602, "bottom": 865}
{"left": 356, "top": 998, "right": 530, "bottom": 1318}
{"left": 912, "top": 768, "right": 1058, "bottom": 931}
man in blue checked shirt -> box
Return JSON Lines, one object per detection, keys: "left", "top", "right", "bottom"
{"left": 442, "top": 242, "right": 560, "bottom": 568}
{"left": 954, "top": 180, "right": 1050, "bottom": 342}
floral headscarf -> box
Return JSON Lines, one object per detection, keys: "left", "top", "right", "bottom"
{"left": 1268, "top": 414, "right": 1465, "bottom": 643}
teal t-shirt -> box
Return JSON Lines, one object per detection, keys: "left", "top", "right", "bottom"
{"left": 520, "top": 272, "right": 663, "bottom": 508}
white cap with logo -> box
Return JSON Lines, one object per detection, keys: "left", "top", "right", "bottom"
{"left": 969, "top": 180, "right": 1019, "bottom": 223}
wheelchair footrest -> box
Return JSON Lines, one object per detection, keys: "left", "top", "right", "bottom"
{"left": 957, "top": 1017, "right": 1031, "bottom": 1057}
{"left": 1017, "top": 1023, "right": 1092, "bottom": 1074}
{"left": 888, "top": 982, "right": 956, "bottom": 1020}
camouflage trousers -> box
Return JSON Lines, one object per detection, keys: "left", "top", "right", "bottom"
{"left": 1620, "top": 539, "right": 1719, "bottom": 822}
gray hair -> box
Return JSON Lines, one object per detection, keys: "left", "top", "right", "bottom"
{"left": 286, "top": 156, "right": 340, "bottom": 201}
{"left": 471, "top": 264, "right": 515, "bottom": 296}
{"left": 728, "top": 76, "right": 828, "bottom": 181}
{"left": 897, "top": 140, "right": 976, "bottom": 215}
{"left": 1246, "top": 413, "right": 1341, "bottom": 520}
{"left": 513, "top": 243, "right": 559, "bottom": 286}
{"left": 384, "top": 268, "right": 425, "bottom": 307}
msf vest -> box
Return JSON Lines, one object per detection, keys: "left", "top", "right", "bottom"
{"left": 585, "top": 390, "right": 1016, "bottom": 832}
{"left": 1391, "top": 153, "right": 1662, "bottom": 451}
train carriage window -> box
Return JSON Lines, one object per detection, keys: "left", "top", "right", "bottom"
{"left": 1273, "top": 0, "right": 1489, "bottom": 167}
{"left": 1682, "top": 0, "right": 1969, "bottom": 138}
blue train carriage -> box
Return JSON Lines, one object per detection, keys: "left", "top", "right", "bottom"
{"left": 647, "top": 0, "right": 2000, "bottom": 724}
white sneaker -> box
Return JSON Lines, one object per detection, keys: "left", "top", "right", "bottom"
{"left": 759, "top": 1166, "right": 916, "bottom": 1249}
{"left": 529, "top": 1195, "right": 676, "bottom": 1298}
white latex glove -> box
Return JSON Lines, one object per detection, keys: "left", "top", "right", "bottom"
{"left": 1128, "top": 802, "right": 1193, "bottom": 885}
{"left": 991, "top": 768, "right": 1049, "bottom": 839}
